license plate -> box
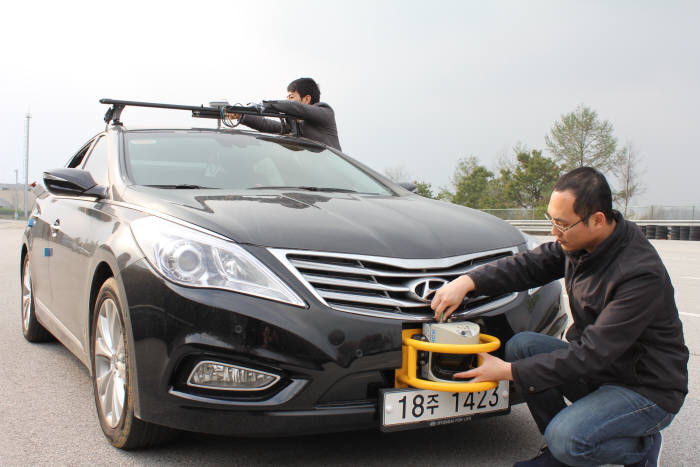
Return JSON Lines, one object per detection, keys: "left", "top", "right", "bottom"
{"left": 380, "top": 380, "right": 509, "bottom": 431}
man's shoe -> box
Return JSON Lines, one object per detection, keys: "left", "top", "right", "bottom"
{"left": 513, "top": 446, "right": 573, "bottom": 467}
{"left": 625, "top": 432, "right": 663, "bottom": 467}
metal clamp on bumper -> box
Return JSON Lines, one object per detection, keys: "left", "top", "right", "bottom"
{"left": 395, "top": 328, "right": 501, "bottom": 393}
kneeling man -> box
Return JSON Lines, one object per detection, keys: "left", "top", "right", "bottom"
{"left": 432, "top": 167, "right": 688, "bottom": 467}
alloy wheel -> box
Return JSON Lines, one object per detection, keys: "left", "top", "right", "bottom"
{"left": 93, "top": 298, "right": 127, "bottom": 428}
{"left": 21, "top": 261, "right": 32, "bottom": 332}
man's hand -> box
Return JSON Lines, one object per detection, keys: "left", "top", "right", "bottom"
{"left": 454, "top": 352, "right": 513, "bottom": 382}
{"left": 431, "top": 275, "right": 476, "bottom": 322}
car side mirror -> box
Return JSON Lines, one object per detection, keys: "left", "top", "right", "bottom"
{"left": 398, "top": 181, "right": 417, "bottom": 193}
{"left": 43, "top": 168, "right": 108, "bottom": 199}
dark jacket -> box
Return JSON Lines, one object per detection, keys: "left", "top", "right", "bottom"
{"left": 240, "top": 101, "right": 341, "bottom": 150}
{"left": 468, "top": 212, "right": 689, "bottom": 413}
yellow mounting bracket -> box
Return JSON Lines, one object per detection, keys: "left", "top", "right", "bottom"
{"left": 395, "top": 328, "right": 501, "bottom": 393}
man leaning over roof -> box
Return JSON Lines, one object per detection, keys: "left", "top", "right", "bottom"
{"left": 431, "top": 167, "right": 688, "bottom": 467}
{"left": 233, "top": 77, "right": 341, "bottom": 150}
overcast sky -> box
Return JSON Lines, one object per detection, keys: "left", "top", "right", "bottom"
{"left": 1, "top": 0, "right": 698, "bottom": 206}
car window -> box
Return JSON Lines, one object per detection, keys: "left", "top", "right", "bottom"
{"left": 123, "top": 131, "right": 394, "bottom": 195}
{"left": 66, "top": 137, "right": 98, "bottom": 168}
{"left": 82, "top": 136, "right": 109, "bottom": 187}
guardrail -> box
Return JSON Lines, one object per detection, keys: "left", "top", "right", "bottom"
{"left": 482, "top": 205, "right": 700, "bottom": 221}
{"left": 508, "top": 220, "right": 700, "bottom": 240}
{"left": 507, "top": 220, "right": 556, "bottom": 234}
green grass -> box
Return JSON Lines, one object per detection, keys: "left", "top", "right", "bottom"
{"left": 0, "top": 207, "right": 26, "bottom": 219}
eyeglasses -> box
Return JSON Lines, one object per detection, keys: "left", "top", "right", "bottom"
{"left": 544, "top": 212, "right": 589, "bottom": 233}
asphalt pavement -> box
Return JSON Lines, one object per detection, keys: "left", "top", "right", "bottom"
{"left": 0, "top": 221, "right": 697, "bottom": 466}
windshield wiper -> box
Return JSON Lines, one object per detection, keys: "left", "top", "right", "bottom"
{"left": 247, "top": 185, "right": 357, "bottom": 193}
{"left": 144, "top": 184, "right": 216, "bottom": 189}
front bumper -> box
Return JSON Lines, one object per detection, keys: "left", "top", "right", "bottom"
{"left": 119, "top": 258, "right": 564, "bottom": 436}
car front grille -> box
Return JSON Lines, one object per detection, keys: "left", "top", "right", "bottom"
{"left": 269, "top": 247, "right": 520, "bottom": 321}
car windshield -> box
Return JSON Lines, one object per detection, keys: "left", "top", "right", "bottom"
{"left": 123, "top": 131, "right": 394, "bottom": 195}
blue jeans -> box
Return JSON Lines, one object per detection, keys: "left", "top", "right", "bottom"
{"left": 506, "top": 332, "right": 674, "bottom": 466}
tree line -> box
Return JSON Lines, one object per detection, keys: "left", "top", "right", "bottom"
{"left": 390, "top": 105, "right": 644, "bottom": 216}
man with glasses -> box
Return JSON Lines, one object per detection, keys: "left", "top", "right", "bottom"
{"left": 431, "top": 167, "right": 688, "bottom": 467}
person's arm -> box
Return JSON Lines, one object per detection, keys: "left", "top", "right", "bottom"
{"left": 511, "top": 266, "right": 662, "bottom": 394}
{"left": 263, "top": 101, "right": 333, "bottom": 125}
{"left": 432, "top": 241, "right": 565, "bottom": 321}
{"left": 238, "top": 114, "right": 283, "bottom": 134}
{"left": 468, "top": 241, "right": 565, "bottom": 297}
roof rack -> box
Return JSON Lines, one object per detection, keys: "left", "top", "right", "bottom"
{"left": 99, "top": 98, "right": 301, "bottom": 136}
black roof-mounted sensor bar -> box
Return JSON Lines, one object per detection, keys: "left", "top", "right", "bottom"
{"left": 99, "top": 98, "right": 301, "bottom": 136}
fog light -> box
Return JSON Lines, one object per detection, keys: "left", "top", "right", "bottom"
{"left": 187, "top": 361, "right": 280, "bottom": 391}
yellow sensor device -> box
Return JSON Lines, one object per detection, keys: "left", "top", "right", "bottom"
{"left": 395, "top": 322, "right": 500, "bottom": 393}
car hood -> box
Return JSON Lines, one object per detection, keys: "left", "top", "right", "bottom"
{"left": 122, "top": 187, "right": 525, "bottom": 258}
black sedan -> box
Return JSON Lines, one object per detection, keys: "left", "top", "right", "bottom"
{"left": 20, "top": 103, "right": 565, "bottom": 448}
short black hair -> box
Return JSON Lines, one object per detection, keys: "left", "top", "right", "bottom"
{"left": 287, "top": 78, "right": 321, "bottom": 104}
{"left": 553, "top": 167, "right": 614, "bottom": 223}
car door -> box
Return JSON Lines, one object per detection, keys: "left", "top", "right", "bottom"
{"left": 28, "top": 137, "right": 97, "bottom": 314}
{"left": 47, "top": 135, "right": 109, "bottom": 345}
{"left": 27, "top": 197, "right": 54, "bottom": 312}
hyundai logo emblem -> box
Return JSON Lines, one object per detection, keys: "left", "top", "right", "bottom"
{"left": 407, "top": 277, "right": 449, "bottom": 303}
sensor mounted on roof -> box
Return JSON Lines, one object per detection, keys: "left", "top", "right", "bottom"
{"left": 99, "top": 98, "right": 301, "bottom": 136}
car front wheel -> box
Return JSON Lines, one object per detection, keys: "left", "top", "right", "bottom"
{"left": 91, "top": 278, "right": 176, "bottom": 449}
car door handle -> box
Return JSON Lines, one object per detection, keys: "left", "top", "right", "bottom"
{"left": 50, "top": 219, "right": 61, "bottom": 237}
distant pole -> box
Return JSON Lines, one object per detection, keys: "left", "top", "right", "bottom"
{"left": 24, "top": 112, "right": 31, "bottom": 219}
{"left": 14, "top": 169, "right": 18, "bottom": 220}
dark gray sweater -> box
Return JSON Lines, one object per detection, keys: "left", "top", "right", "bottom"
{"left": 469, "top": 212, "right": 689, "bottom": 414}
{"left": 239, "top": 100, "right": 341, "bottom": 150}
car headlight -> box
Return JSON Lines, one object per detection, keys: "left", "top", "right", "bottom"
{"left": 522, "top": 232, "right": 543, "bottom": 295}
{"left": 130, "top": 216, "right": 305, "bottom": 307}
{"left": 522, "top": 232, "right": 542, "bottom": 251}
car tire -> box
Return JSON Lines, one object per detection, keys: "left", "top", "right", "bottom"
{"left": 21, "top": 254, "right": 53, "bottom": 342}
{"left": 91, "top": 278, "right": 177, "bottom": 449}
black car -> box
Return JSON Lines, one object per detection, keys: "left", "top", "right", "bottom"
{"left": 20, "top": 100, "right": 565, "bottom": 448}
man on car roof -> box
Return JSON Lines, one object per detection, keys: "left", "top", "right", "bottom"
{"left": 234, "top": 77, "right": 341, "bottom": 150}
{"left": 431, "top": 167, "right": 688, "bottom": 467}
